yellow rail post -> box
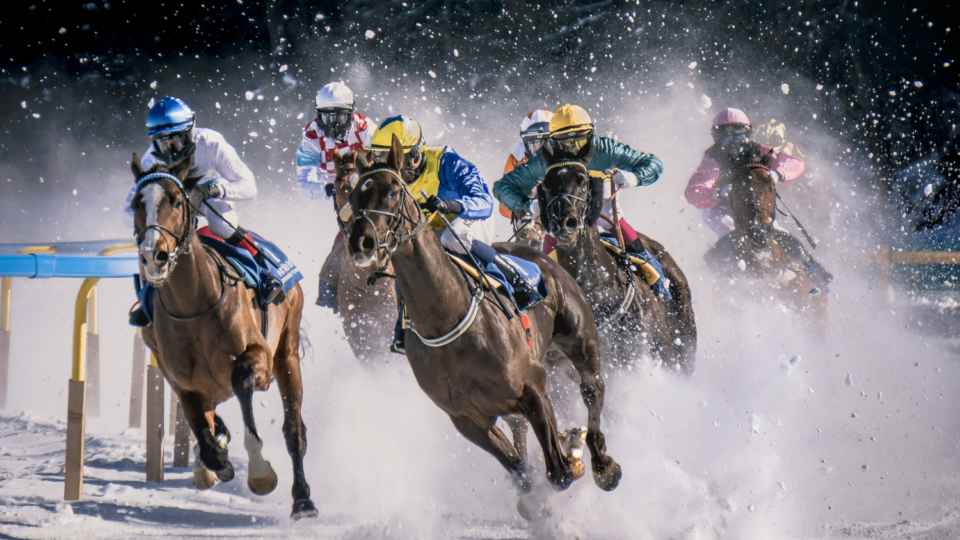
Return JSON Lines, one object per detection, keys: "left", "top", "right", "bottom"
{"left": 0, "top": 277, "right": 10, "bottom": 409}
{"left": 86, "top": 285, "right": 100, "bottom": 417}
{"left": 64, "top": 277, "right": 99, "bottom": 501}
{"left": 1, "top": 246, "right": 55, "bottom": 410}
{"left": 145, "top": 353, "right": 165, "bottom": 483}
{"left": 128, "top": 328, "right": 146, "bottom": 428}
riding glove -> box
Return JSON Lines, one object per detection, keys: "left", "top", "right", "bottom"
{"left": 324, "top": 183, "right": 336, "bottom": 198}
{"left": 769, "top": 169, "right": 784, "bottom": 183}
{"left": 188, "top": 182, "right": 222, "bottom": 209}
{"left": 526, "top": 198, "right": 541, "bottom": 219}
{"left": 606, "top": 169, "right": 639, "bottom": 189}
{"left": 424, "top": 195, "right": 463, "bottom": 216}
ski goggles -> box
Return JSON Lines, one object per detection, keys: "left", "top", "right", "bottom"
{"left": 370, "top": 147, "right": 422, "bottom": 169}
{"left": 522, "top": 133, "right": 550, "bottom": 156}
{"left": 153, "top": 132, "right": 189, "bottom": 153}
{"left": 550, "top": 129, "right": 593, "bottom": 154}
{"left": 316, "top": 109, "right": 353, "bottom": 128}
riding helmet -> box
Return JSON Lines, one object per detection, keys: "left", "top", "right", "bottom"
{"left": 146, "top": 96, "right": 195, "bottom": 138}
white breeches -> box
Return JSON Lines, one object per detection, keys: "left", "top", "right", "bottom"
{"left": 198, "top": 199, "right": 239, "bottom": 239}
{"left": 440, "top": 216, "right": 496, "bottom": 255}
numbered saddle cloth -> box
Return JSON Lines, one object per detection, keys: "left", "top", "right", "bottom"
{"left": 599, "top": 232, "right": 672, "bottom": 300}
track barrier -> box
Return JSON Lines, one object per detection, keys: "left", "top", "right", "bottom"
{"left": 877, "top": 244, "right": 960, "bottom": 309}
{"left": 0, "top": 241, "right": 190, "bottom": 501}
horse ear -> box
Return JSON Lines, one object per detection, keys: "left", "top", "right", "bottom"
{"left": 131, "top": 153, "right": 144, "bottom": 179}
{"left": 575, "top": 135, "right": 594, "bottom": 164}
{"left": 356, "top": 150, "right": 370, "bottom": 172}
{"left": 332, "top": 148, "right": 343, "bottom": 172}
{"left": 387, "top": 134, "right": 404, "bottom": 172}
{"left": 541, "top": 140, "right": 555, "bottom": 163}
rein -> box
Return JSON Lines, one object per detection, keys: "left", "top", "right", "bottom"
{"left": 735, "top": 163, "right": 818, "bottom": 249}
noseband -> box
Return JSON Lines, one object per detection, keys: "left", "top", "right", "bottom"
{"left": 134, "top": 172, "right": 194, "bottom": 279}
{"left": 352, "top": 167, "right": 433, "bottom": 272}
{"left": 543, "top": 161, "right": 589, "bottom": 234}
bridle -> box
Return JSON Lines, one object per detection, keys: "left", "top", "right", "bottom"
{"left": 351, "top": 167, "right": 433, "bottom": 273}
{"left": 134, "top": 171, "right": 194, "bottom": 281}
{"left": 542, "top": 160, "right": 589, "bottom": 235}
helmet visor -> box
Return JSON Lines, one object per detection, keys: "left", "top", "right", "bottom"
{"left": 550, "top": 129, "right": 592, "bottom": 154}
{"left": 317, "top": 108, "right": 353, "bottom": 128}
{"left": 370, "top": 148, "right": 422, "bottom": 169}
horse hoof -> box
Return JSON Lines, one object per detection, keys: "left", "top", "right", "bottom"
{"left": 215, "top": 460, "right": 235, "bottom": 482}
{"left": 193, "top": 465, "right": 219, "bottom": 490}
{"left": 516, "top": 494, "right": 551, "bottom": 522}
{"left": 593, "top": 461, "right": 622, "bottom": 491}
{"left": 570, "top": 458, "right": 585, "bottom": 481}
{"left": 247, "top": 464, "right": 279, "bottom": 496}
{"left": 291, "top": 499, "right": 318, "bottom": 520}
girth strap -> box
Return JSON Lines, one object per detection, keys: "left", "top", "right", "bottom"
{"left": 596, "top": 278, "right": 636, "bottom": 332}
{"left": 404, "top": 287, "right": 485, "bottom": 348}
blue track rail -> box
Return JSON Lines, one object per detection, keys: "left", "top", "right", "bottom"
{"left": 0, "top": 253, "right": 138, "bottom": 279}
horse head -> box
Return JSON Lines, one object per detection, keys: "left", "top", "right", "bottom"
{"left": 331, "top": 148, "right": 366, "bottom": 216}
{"left": 346, "top": 134, "right": 419, "bottom": 269}
{"left": 130, "top": 153, "right": 202, "bottom": 283}
{"left": 538, "top": 137, "right": 602, "bottom": 247}
{"left": 722, "top": 141, "right": 778, "bottom": 252}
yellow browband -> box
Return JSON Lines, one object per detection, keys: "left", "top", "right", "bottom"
{"left": 358, "top": 167, "right": 403, "bottom": 182}
{"left": 545, "top": 161, "right": 588, "bottom": 175}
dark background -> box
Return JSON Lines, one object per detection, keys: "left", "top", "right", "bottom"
{"left": 0, "top": 0, "right": 955, "bottom": 198}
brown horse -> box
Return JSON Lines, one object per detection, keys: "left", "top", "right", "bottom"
{"left": 706, "top": 141, "right": 828, "bottom": 321}
{"left": 344, "top": 135, "right": 621, "bottom": 516}
{"left": 537, "top": 140, "right": 697, "bottom": 374}
{"left": 130, "top": 154, "right": 317, "bottom": 520}
{"left": 328, "top": 149, "right": 397, "bottom": 364}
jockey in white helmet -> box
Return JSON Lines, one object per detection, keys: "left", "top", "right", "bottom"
{"left": 295, "top": 82, "right": 374, "bottom": 312}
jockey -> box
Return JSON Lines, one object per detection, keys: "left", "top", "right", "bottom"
{"left": 499, "top": 109, "right": 553, "bottom": 229}
{"left": 364, "top": 115, "right": 544, "bottom": 352}
{"left": 685, "top": 108, "right": 832, "bottom": 286}
{"left": 493, "top": 104, "right": 664, "bottom": 255}
{"left": 123, "top": 96, "right": 259, "bottom": 326}
{"left": 295, "top": 82, "right": 374, "bottom": 312}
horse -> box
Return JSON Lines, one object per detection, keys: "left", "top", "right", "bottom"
{"left": 129, "top": 154, "right": 317, "bottom": 520}
{"left": 705, "top": 141, "right": 828, "bottom": 321}
{"left": 329, "top": 149, "right": 397, "bottom": 364}
{"left": 344, "top": 135, "right": 621, "bottom": 517}
{"left": 537, "top": 140, "right": 697, "bottom": 374}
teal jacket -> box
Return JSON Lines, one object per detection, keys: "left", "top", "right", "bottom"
{"left": 493, "top": 135, "right": 664, "bottom": 213}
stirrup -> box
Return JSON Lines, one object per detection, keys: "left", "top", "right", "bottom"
{"left": 128, "top": 305, "right": 151, "bottom": 327}
{"left": 390, "top": 337, "right": 406, "bottom": 355}
{"left": 262, "top": 277, "right": 284, "bottom": 305}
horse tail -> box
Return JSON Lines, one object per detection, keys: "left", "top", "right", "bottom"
{"left": 297, "top": 323, "right": 312, "bottom": 362}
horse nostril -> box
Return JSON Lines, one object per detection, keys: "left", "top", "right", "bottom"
{"left": 564, "top": 217, "right": 579, "bottom": 230}
{"left": 360, "top": 236, "right": 375, "bottom": 252}
{"left": 155, "top": 251, "right": 169, "bottom": 266}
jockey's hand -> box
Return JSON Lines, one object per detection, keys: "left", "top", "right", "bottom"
{"left": 324, "top": 183, "right": 336, "bottom": 198}
{"left": 769, "top": 169, "right": 784, "bottom": 184}
{"left": 714, "top": 183, "right": 732, "bottom": 201}
{"left": 605, "top": 168, "right": 639, "bottom": 188}
{"left": 526, "top": 199, "right": 540, "bottom": 219}
{"left": 424, "top": 195, "right": 463, "bottom": 215}
{"left": 188, "top": 182, "right": 221, "bottom": 209}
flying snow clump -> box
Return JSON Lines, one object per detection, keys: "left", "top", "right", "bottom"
{"left": 279, "top": 65, "right": 288, "bottom": 73}
{"left": 365, "top": 30, "right": 375, "bottom": 39}
{"left": 245, "top": 91, "right": 255, "bottom": 100}
{"left": 700, "top": 95, "right": 712, "bottom": 109}
{"left": 688, "top": 61, "right": 697, "bottom": 69}
{"left": 781, "top": 83, "right": 790, "bottom": 95}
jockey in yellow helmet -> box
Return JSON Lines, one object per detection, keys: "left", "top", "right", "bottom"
{"left": 366, "top": 115, "right": 544, "bottom": 352}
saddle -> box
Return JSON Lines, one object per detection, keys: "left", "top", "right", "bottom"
{"left": 599, "top": 234, "right": 672, "bottom": 300}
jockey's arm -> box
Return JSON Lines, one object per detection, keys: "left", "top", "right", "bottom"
{"left": 685, "top": 156, "right": 721, "bottom": 209}
{"left": 295, "top": 134, "right": 332, "bottom": 200}
{"left": 439, "top": 149, "right": 493, "bottom": 220}
{"left": 210, "top": 136, "right": 257, "bottom": 200}
{"left": 492, "top": 155, "right": 547, "bottom": 214}
{"left": 770, "top": 150, "right": 805, "bottom": 183}
{"left": 589, "top": 136, "right": 664, "bottom": 187}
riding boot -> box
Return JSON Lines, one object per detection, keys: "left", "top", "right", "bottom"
{"left": 315, "top": 277, "right": 339, "bottom": 315}
{"left": 492, "top": 255, "right": 544, "bottom": 312}
{"left": 225, "top": 228, "right": 265, "bottom": 266}
{"left": 129, "top": 305, "right": 150, "bottom": 327}
{"left": 773, "top": 229, "right": 833, "bottom": 286}
{"left": 390, "top": 283, "right": 406, "bottom": 354}
{"left": 624, "top": 237, "right": 646, "bottom": 255}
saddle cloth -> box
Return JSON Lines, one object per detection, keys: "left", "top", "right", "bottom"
{"left": 135, "top": 228, "right": 303, "bottom": 324}
{"left": 599, "top": 232, "right": 672, "bottom": 300}
{"left": 446, "top": 251, "right": 547, "bottom": 311}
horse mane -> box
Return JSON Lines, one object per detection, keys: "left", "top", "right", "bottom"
{"left": 729, "top": 141, "right": 775, "bottom": 169}
{"left": 584, "top": 174, "right": 604, "bottom": 226}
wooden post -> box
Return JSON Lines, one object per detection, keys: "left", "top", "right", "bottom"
{"left": 86, "top": 285, "right": 100, "bottom": 417}
{"left": 128, "top": 329, "right": 146, "bottom": 428}
{"left": 877, "top": 244, "right": 891, "bottom": 310}
{"left": 63, "top": 379, "right": 86, "bottom": 501}
{"left": 173, "top": 401, "right": 190, "bottom": 467}
{"left": 145, "top": 354, "right": 165, "bottom": 483}
{"left": 168, "top": 386, "right": 178, "bottom": 436}
{"left": 0, "top": 276, "right": 10, "bottom": 409}
{"left": 64, "top": 277, "right": 98, "bottom": 501}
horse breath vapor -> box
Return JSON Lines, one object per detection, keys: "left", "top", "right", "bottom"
{"left": 0, "top": 47, "right": 958, "bottom": 540}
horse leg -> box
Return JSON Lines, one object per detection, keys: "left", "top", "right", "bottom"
{"left": 506, "top": 415, "right": 528, "bottom": 477}
{"left": 231, "top": 350, "right": 278, "bottom": 496}
{"left": 519, "top": 384, "right": 583, "bottom": 491}
{"left": 553, "top": 337, "right": 621, "bottom": 491}
{"left": 273, "top": 334, "right": 318, "bottom": 520}
{"left": 448, "top": 414, "right": 532, "bottom": 492}
{"left": 179, "top": 391, "right": 234, "bottom": 485}
{"left": 634, "top": 233, "right": 698, "bottom": 374}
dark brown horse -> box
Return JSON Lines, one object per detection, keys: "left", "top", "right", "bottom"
{"left": 344, "top": 135, "right": 621, "bottom": 516}
{"left": 706, "top": 142, "right": 828, "bottom": 321}
{"left": 537, "top": 140, "right": 697, "bottom": 374}
{"left": 329, "top": 149, "right": 397, "bottom": 364}
{"left": 130, "top": 154, "right": 316, "bottom": 520}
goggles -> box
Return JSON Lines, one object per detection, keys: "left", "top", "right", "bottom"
{"left": 521, "top": 133, "right": 550, "bottom": 157}
{"left": 550, "top": 129, "right": 592, "bottom": 154}
{"left": 370, "top": 147, "right": 423, "bottom": 169}
{"left": 715, "top": 132, "right": 750, "bottom": 149}
{"left": 316, "top": 109, "right": 353, "bottom": 128}
{"left": 154, "top": 132, "right": 188, "bottom": 153}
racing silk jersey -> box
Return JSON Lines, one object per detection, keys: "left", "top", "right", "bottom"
{"left": 409, "top": 146, "right": 494, "bottom": 231}
{"left": 493, "top": 135, "right": 664, "bottom": 214}
{"left": 295, "top": 112, "right": 373, "bottom": 200}
{"left": 685, "top": 144, "right": 805, "bottom": 210}
{"left": 122, "top": 127, "right": 256, "bottom": 227}
{"left": 499, "top": 139, "right": 530, "bottom": 218}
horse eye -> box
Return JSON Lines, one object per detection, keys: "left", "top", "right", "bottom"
{"left": 174, "top": 200, "right": 184, "bottom": 209}
{"left": 388, "top": 191, "right": 399, "bottom": 199}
